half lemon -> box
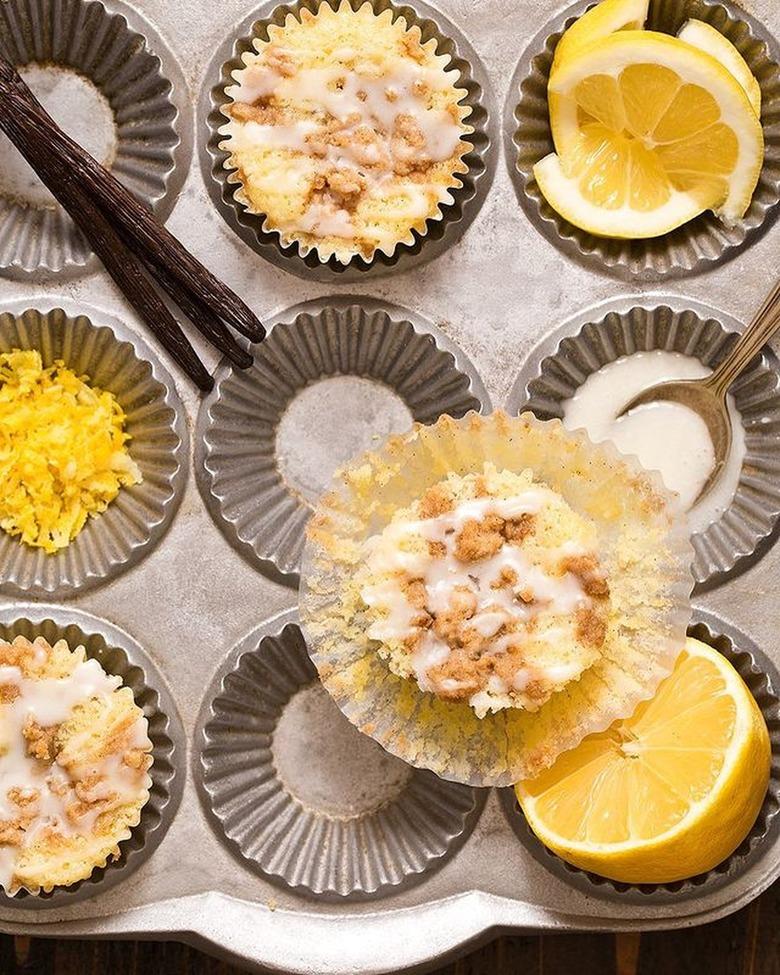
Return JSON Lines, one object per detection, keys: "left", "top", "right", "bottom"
{"left": 515, "top": 637, "right": 771, "bottom": 884}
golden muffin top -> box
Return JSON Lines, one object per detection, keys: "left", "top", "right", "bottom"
{"left": 0, "top": 636, "right": 152, "bottom": 893}
{"left": 222, "top": 1, "right": 471, "bottom": 262}
{"left": 357, "top": 464, "right": 611, "bottom": 717}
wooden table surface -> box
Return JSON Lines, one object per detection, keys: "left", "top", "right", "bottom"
{"left": 1, "top": 877, "right": 778, "bottom": 975}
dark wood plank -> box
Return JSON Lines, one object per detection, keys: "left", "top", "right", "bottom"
{"left": 541, "top": 932, "right": 617, "bottom": 975}
{"left": 0, "top": 879, "right": 772, "bottom": 975}
{"left": 638, "top": 900, "right": 757, "bottom": 975}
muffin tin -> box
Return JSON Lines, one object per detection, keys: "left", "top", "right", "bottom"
{"left": 1, "top": 0, "right": 780, "bottom": 971}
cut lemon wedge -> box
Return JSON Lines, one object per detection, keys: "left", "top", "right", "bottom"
{"left": 537, "top": 30, "right": 764, "bottom": 237}
{"left": 515, "top": 637, "right": 771, "bottom": 884}
{"left": 678, "top": 19, "right": 761, "bottom": 117}
{"left": 550, "top": 0, "right": 650, "bottom": 156}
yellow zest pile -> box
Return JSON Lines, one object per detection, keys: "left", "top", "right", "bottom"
{"left": 0, "top": 350, "right": 142, "bottom": 554}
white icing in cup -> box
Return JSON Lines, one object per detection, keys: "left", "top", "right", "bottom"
{"left": 563, "top": 350, "right": 746, "bottom": 535}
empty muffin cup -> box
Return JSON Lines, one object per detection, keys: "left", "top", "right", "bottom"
{"left": 0, "top": 0, "right": 192, "bottom": 276}
{"left": 195, "top": 297, "right": 489, "bottom": 583}
{"left": 195, "top": 610, "right": 485, "bottom": 900}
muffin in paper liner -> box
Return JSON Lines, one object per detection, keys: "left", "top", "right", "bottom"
{"left": 0, "top": 605, "right": 184, "bottom": 906}
{"left": 299, "top": 411, "right": 694, "bottom": 787}
{"left": 204, "top": 0, "right": 494, "bottom": 279}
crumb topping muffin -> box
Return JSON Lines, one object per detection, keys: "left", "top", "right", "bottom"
{"left": 221, "top": 1, "right": 472, "bottom": 263}
{"left": 0, "top": 636, "right": 152, "bottom": 894}
{"left": 358, "top": 464, "right": 611, "bottom": 717}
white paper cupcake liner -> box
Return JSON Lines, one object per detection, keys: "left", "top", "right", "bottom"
{"left": 300, "top": 410, "right": 693, "bottom": 788}
{"left": 0, "top": 0, "right": 192, "bottom": 276}
{"left": 503, "top": 0, "right": 780, "bottom": 280}
{"left": 0, "top": 302, "right": 188, "bottom": 599}
{"left": 195, "top": 609, "right": 485, "bottom": 900}
{"left": 195, "top": 297, "right": 489, "bottom": 584}
{"left": 199, "top": 0, "right": 497, "bottom": 282}
{"left": 0, "top": 604, "right": 184, "bottom": 908}
{"left": 506, "top": 298, "right": 780, "bottom": 588}
{"left": 500, "top": 609, "right": 780, "bottom": 902}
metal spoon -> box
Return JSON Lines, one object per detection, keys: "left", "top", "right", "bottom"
{"left": 617, "top": 279, "right": 780, "bottom": 507}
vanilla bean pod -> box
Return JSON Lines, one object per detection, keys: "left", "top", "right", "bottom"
{"left": 0, "top": 55, "right": 265, "bottom": 344}
{"left": 137, "top": 253, "right": 254, "bottom": 371}
{"left": 0, "top": 103, "right": 214, "bottom": 390}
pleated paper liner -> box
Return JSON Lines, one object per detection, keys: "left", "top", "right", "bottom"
{"left": 195, "top": 297, "right": 490, "bottom": 584}
{"left": 0, "top": 604, "right": 185, "bottom": 908}
{"left": 195, "top": 610, "right": 485, "bottom": 900}
{"left": 506, "top": 299, "right": 780, "bottom": 589}
{"left": 504, "top": 0, "right": 780, "bottom": 280}
{"left": 300, "top": 410, "right": 694, "bottom": 789}
{"left": 0, "top": 0, "right": 192, "bottom": 277}
{"left": 0, "top": 303, "right": 188, "bottom": 599}
{"left": 199, "top": 0, "right": 496, "bottom": 282}
{"left": 499, "top": 610, "right": 780, "bottom": 904}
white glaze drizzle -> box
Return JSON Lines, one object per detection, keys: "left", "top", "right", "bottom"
{"left": 0, "top": 655, "right": 149, "bottom": 892}
{"left": 226, "top": 55, "right": 465, "bottom": 241}
{"left": 361, "top": 488, "right": 595, "bottom": 703}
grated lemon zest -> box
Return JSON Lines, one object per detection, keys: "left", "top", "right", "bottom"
{"left": 0, "top": 350, "right": 142, "bottom": 554}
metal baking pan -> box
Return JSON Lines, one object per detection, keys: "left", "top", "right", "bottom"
{"left": 0, "top": 0, "right": 779, "bottom": 972}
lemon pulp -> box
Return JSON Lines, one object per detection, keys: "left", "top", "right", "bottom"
{"left": 539, "top": 28, "right": 764, "bottom": 237}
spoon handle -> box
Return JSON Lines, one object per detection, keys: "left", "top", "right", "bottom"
{"left": 709, "top": 278, "right": 780, "bottom": 397}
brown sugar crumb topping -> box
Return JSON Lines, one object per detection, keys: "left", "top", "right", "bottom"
{"left": 23, "top": 719, "right": 60, "bottom": 763}
{"left": 576, "top": 607, "right": 608, "bottom": 648}
{"left": 418, "top": 484, "right": 454, "bottom": 519}
{"left": 561, "top": 554, "right": 611, "bottom": 599}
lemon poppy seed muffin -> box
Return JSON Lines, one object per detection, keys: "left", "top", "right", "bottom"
{"left": 358, "top": 464, "right": 611, "bottom": 717}
{"left": 0, "top": 636, "right": 152, "bottom": 894}
{"left": 221, "top": 1, "right": 472, "bottom": 263}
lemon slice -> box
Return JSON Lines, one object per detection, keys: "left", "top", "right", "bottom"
{"left": 678, "top": 19, "right": 761, "bottom": 117}
{"left": 515, "top": 637, "right": 771, "bottom": 884}
{"left": 537, "top": 31, "right": 764, "bottom": 237}
{"left": 550, "top": 0, "right": 650, "bottom": 156}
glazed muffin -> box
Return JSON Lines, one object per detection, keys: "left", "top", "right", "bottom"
{"left": 301, "top": 411, "right": 693, "bottom": 786}
{"left": 359, "top": 465, "right": 611, "bottom": 717}
{"left": 221, "top": 1, "right": 472, "bottom": 263}
{"left": 0, "top": 636, "right": 152, "bottom": 894}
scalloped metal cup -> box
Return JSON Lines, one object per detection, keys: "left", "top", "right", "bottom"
{"left": 0, "top": 604, "right": 185, "bottom": 908}
{"left": 0, "top": 0, "right": 192, "bottom": 277}
{"left": 199, "top": 0, "right": 497, "bottom": 282}
{"left": 195, "top": 610, "right": 485, "bottom": 900}
{"left": 195, "top": 297, "right": 490, "bottom": 584}
{"left": 499, "top": 609, "right": 780, "bottom": 903}
{"left": 506, "top": 298, "right": 780, "bottom": 589}
{"left": 0, "top": 304, "right": 188, "bottom": 599}
{"left": 504, "top": 0, "right": 780, "bottom": 280}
